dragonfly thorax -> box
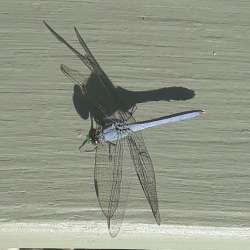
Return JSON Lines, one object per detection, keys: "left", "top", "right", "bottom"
{"left": 97, "top": 121, "right": 131, "bottom": 143}
{"left": 88, "top": 128, "right": 99, "bottom": 144}
{"left": 113, "top": 121, "right": 129, "bottom": 131}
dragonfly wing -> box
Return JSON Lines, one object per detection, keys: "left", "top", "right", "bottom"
{"left": 94, "top": 134, "right": 129, "bottom": 237}
{"left": 127, "top": 131, "right": 161, "bottom": 225}
{"left": 108, "top": 139, "right": 132, "bottom": 237}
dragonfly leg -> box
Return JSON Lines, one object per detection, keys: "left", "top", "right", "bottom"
{"left": 84, "top": 145, "right": 97, "bottom": 152}
{"left": 79, "top": 138, "right": 88, "bottom": 150}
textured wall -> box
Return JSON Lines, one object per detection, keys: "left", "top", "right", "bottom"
{"left": 0, "top": 0, "right": 250, "bottom": 247}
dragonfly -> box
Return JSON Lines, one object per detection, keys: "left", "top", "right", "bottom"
{"left": 44, "top": 21, "right": 204, "bottom": 237}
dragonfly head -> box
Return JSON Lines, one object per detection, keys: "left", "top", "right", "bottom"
{"left": 79, "top": 128, "right": 98, "bottom": 151}
{"left": 88, "top": 128, "right": 99, "bottom": 144}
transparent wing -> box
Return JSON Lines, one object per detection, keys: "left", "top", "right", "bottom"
{"left": 127, "top": 131, "right": 161, "bottom": 225}
{"left": 108, "top": 139, "right": 132, "bottom": 237}
{"left": 94, "top": 134, "right": 130, "bottom": 237}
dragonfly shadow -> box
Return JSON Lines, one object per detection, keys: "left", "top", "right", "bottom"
{"left": 43, "top": 21, "right": 194, "bottom": 124}
{"left": 73, "top": 73, "right": 195, "bottom": 122}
